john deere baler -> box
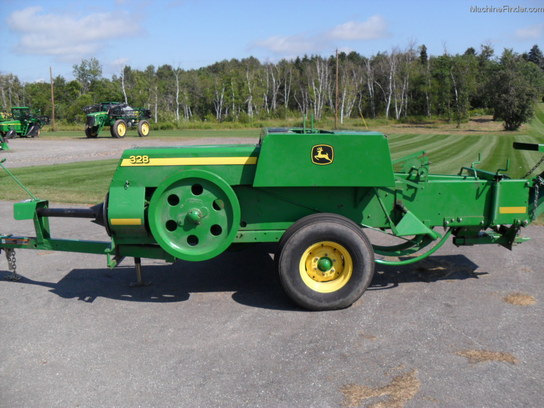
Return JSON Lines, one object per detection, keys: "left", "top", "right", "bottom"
{"left": 1, "top": 128, "right": 543, "bottom": 310}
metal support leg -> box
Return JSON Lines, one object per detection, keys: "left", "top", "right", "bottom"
{"left": 129, "top": 257, "right": 151, "bottom": 287}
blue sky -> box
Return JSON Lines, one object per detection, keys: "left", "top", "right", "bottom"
{"left": 1, "top": 0, "right": 543, "bottom": 83}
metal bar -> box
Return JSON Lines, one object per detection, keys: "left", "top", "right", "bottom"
{"left": 459, "top": 167, "right": 497, "bottom": 180}
{"left": 490, "top": 181, "right": 500, "bottom": 225}
{"left": 391, "top": 151, "right": 426, "bottom": 165}
{"left": 129, "top": 257, "right": 151, "bottom": 287}
{"left": 233, "top": 230, "right": 285, "bottom": 243}
{"left": 375, "top": 229, "right": 452, "bottom": 266}
{"left": 453, "top": 231, "right": 530, "bottom": 246}
{"left": 116, "top": 244, "right": 175, "bottom": 261}
{"left": 1, "top": 236, "right": 111, "bottom": 255}
{"left": 37, "top": 207, "right": 97, "bottom": 218}
{"left": 513, "top": 142, "right": 544, "bottom": 152}
{"left": 373, "top": 188, "right": 397, "bottom": 234}
{"left": 0, "top": 159, "right": 38, "bottom": 200}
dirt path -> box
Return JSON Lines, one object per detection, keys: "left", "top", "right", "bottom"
{"left": 2, "top": 136, "right": 259, "bottom": 168}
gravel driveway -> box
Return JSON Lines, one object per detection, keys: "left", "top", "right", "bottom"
{"left": 2, "top": 136, "right": 259, "bottom": 168}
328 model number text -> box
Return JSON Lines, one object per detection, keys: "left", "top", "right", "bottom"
{"left": 129, "top": 155, "right": 150, "bottom": 164}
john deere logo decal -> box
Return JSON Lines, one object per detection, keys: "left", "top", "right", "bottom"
{"left": 312, "top": 144, "right": 334, "bottom": 165}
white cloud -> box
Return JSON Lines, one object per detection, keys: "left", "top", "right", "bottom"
{"left": 515, "top": 23, "right": 544, "bottom": 40}
{"left": 112, "top": 57, "right": 130, "bottom": 67}
{"left": 109, "top": 57, "right": 130, "bottom": 73}
{"left": 8, "top": 6, "right": 142, "bottom": 60}
{"left": 254, "top": 16, "right": 389, "bottom": 56}
{"left": 328, "top": 16, "right": 389, "bottom": 41}
{"left": 254, "top": 35, "right": 319, "bottom": 55}
{"left": 94, "top": 57, "right": 131, "bottom": 79}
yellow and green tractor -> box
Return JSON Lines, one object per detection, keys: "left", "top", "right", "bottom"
{"left": 83, "top": 102, "right": 151, "bottom": 138}
{"left": 0, "top": 107, "right": 49, "bottom": 146}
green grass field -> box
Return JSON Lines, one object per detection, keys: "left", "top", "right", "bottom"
{"left": 2, "top": 105, "right": 543, "bottom": 221}
{"left": 1, "top": 160, "right": 119, "bottom": 204}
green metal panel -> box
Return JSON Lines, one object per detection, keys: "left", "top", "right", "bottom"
{"left": 394, "top": 175, "right": 531, "bottom": 228}
{"left": 14, "top": 200, "right": 40, "bottom": 220}
{"left": 395, "top": 176, "right": 492, "bottom": 228}
{"left": 394, "top": 210, "right": 439, "bottom": 238}
{"left": 0, "top": 120, "right": 23, "bottom": 134}
{"left": 495, "top": 180, "right": 530, "bottom": 224}
{"left": 110, "top": 144, "right": 260, "bottom": 188}
{"left": 233, "top": 185, "right": 387, "bottom": 231}
{"left": 106, "top": 145, "right": 260, "bottom": 257}
{"left": 107, "top": 186, "right": 148, "bottom": 239}
{"left": 253, "top": 131, "right": 395, "bottom": 187}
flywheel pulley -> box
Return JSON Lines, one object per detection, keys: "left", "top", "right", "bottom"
{"left": 148, "top": 170, "right": 241, "bottom": 261}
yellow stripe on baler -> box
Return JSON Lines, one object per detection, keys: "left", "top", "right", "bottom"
{"left": 499, "top": 207, "right": 527, "bottom": 214}
{"left": 110, "top": 218, "right": 143, "bottom": 226}
{"left": 120, "top": 156, "right": 258, "bottom": 166}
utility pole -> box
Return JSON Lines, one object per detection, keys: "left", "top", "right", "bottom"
{"left": 335, "top": 49, "right": 339, "bottom": 129}
{"left": 49, "top": 67, "right": 55, "bottom": 131}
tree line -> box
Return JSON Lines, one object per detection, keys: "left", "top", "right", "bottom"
{"left": 1, "top": 43, "right": 544, "bottom": 130}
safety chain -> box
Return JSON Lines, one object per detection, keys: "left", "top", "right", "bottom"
{"left": 4, "top": 248, "right": 20, "bottom": 281}
{"left": 523, "top": 155, "right": 544, "bottom": 179}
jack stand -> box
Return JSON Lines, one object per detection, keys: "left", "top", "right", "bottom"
{"left": 129, "top": 257, "right": 151, "bottom": 287}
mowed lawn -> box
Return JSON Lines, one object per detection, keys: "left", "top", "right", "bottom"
{"left": 1, "top": 105, "right": 544, "bottom": 205}
{"left": 388, "top": 131, "right": 543, "bottom": 178}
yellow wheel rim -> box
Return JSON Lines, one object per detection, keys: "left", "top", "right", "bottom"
{"left": 141, "top": 122, "right": 149, "bottom": 135}
{"left": 117, "top": 123, "right": 126, "bottom": 136}
{"left": 299, "top": 241, "right": 353, "bottom": 293}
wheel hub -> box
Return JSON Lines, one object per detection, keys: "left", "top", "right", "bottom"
{"left": 187, "top": 208, "right": 203, "bottom": 224}
{"left": 316, "top": 257, "right": 333, "bottom": 272}
{"left": 303, "top": 242, "right": 348, "bottom": 283}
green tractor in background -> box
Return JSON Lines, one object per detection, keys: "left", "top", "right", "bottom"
{"left": 0, "top": 107, "right": 49, "bottom": 142}
{"left": 83, "top": 102, "right": 152, "bottom": 138}
{"left": 0, "top": 132, "right": 9, "bottom": 151}
{"left": 0, "top": 111, "right": 9, "bottom": 151}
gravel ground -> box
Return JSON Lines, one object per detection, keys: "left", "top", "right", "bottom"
{"left": 2, "top": 136, "right": 259, "bottom": 168}
{"left": 0, "top": 212, "right": 542, "bottom": 408}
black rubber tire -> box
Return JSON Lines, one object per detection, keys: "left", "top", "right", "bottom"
{"left": 277, "top": 214, "right": 375, "bottom": 310}
{"left": 111, "top": 119, "right": 126, "bottom": 138}
{"left": 278, "top": 213, "right": 356, "bottom": 252}
{"left": 85, "top": 126, "right": 98, "bottom": 138}
{"left": 5, "top": 130, "right": 17, "bottom": 139}
{"left": 26, "top": 125, "right": 39, "bottom": 137}
{"left": 137, "top": 120, "right": 150, "bottom": 137}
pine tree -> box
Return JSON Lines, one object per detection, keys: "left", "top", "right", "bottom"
{"left": 527, "top": 45, "right": 544, "bottom": 70}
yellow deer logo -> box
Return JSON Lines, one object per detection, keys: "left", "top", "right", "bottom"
{"left": 311, "top": 145, "right": 334, "bottom": 165}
